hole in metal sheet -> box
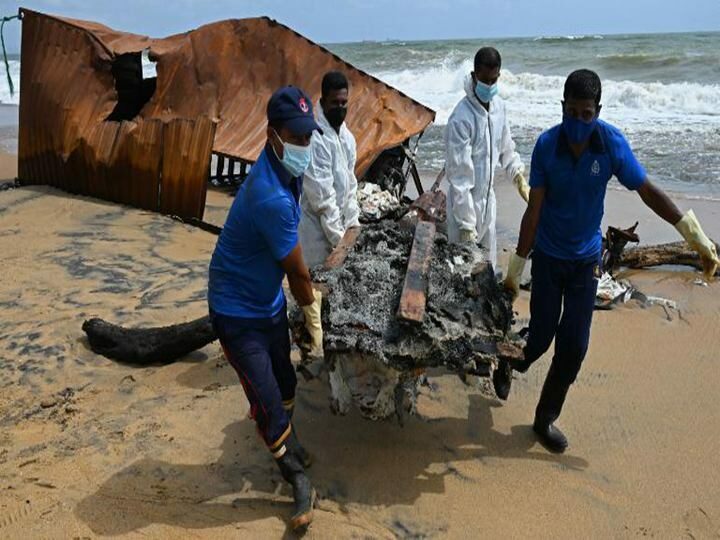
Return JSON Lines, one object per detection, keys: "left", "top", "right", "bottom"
{"left": 105, "top": 49, "right": 157, "bottom": 122}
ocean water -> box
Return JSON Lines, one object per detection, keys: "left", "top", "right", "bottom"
{"left": 328, "top": 32, "right": 720, "bottom": 196}
{"left": 2, "top": 32, "right": 719, "bottom": 195}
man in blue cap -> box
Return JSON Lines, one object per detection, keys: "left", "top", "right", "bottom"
{"left": 496, "top": 69, "right": 719, "bottom": 454}
{"left": 208, "top": 86, "right": 324, "bottom": 532}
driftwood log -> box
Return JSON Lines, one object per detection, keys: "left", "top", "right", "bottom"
{"left": 82, "top": 316, "right": 215, "bottom": 364}
{"left": 619, "top": 241, "right": 719, "bottom": 276}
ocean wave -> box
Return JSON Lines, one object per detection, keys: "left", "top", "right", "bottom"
{"left": 533, "top": 34, "right": 604, "bottom": 42}
{"left": 0, "top": 61, "right": 20, "bottom": 106}
{"left": 595, "top": 51, "right": 716, "bottom": 71}
{"left": 375, "top": 61, "right": 720, "bottom": 129}
{"left": 5, "top": 53, "right": 720, "bottom": 135}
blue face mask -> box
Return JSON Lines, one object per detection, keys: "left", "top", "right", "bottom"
{"left": 273, "top": 129, "right": 312, "bottom": 177}
{"left": 562, "top": 113, "right": 598, "bottom": 144}
{"left": 475, "top": 80, "right": 498, "bottom": 103}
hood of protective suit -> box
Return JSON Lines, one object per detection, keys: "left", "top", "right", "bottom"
{"left": 464, "top": 74, "right": 478, "bottom": 101}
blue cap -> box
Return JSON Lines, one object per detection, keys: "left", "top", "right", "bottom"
{"left": 267, "top": 86, "right": 323, "bottom": 136}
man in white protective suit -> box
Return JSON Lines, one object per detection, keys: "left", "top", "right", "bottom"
{"left": 445, "top": 47, "right": 529, "bottom": 268}
{"left": 298, "top": 71, "right": 361, "bottom": 267}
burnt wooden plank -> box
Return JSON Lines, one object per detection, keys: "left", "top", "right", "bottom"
{"left": 397, "top": 220, "right": 436, "bottom": 323}
{"left": 324, "top": 226, "right": 362, "bottom": 270}
{"left": 410, "top": 189, "right": 446, "bottom": 224}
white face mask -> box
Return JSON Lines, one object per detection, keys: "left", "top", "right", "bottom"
{"left": 272, "top": 129, "right": 311, "bottom": 177}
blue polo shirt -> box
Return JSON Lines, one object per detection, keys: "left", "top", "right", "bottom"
{"left": 530, "top": 120, "right": 646, "bottom": 260}
{"left": 208, "top": 145, "right": 302, "bottom": 318}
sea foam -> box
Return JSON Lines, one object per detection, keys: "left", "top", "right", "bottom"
{"left": 374, "top": 59, "right": 720, "bottom": 132}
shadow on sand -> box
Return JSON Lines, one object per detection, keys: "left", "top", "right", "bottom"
{"left": 75, "top": 381, "right": 588, "bottom": 536}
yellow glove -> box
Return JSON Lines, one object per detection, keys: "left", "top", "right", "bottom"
{"left": 513, "top": 172, "right": 530, "bottom": 203}
{"left": 674, "top": 210, "right": 719, "bottom": 280}
{"left": 301, "top": 289, "right": 324, "bottom": 356}
{"left": 459, "top": 229, "right": 477, "bottom": 244}
{"left": 503, "top": 253, "right": 527, "bottom": 299}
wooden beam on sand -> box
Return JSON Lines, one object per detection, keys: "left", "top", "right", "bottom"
{"left": 397, "top": 220, "right": 436, "bottom": 323}
{"left": 324, "top": 226, "right": 362, "bottom": 270}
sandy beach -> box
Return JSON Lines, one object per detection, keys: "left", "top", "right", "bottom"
{"left": 1, "top": 149, "right": 720, "bottom": 538}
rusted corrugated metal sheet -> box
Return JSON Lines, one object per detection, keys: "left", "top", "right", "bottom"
{"left": 160, "top": 117, "right": 216, "bottom": 218}
{"left": 17, "top": 9, "right": 435, "bottom": 218}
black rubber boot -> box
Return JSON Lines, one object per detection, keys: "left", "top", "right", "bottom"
{"left": 276, "top": 450, "right": 316, "bottom": 532}
{"left": 492, "top": 359, "right": 513, "bottom": 400}
{"left": 533, "top": 365, "right": 572, "bottom": 453}
{"left": 508, "top": 357, "right": 531, "bottom": 373}
{"left": 285, "top": 409, "right": 312, "bottom": 468}
{"left": 492, "top": 356, "right": 532, "bottom": 400}
{"left": 532, "top": 420, "right": 568, "bottom": 453}
{"left": 286, "top": 430, "right": 313, "bottom": 468}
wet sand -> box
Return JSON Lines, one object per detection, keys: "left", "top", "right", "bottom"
{"left": 1, "top": 154, "right": 719, "bottom": 538}
{"left": 0, "top": 151, "right": 17, "bottom": 181}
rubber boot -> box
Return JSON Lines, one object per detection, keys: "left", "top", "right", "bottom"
{"left": 492, "top": 356, "right": 532, "bottom": 401}
{"left": 492, "top": 359, "right": 512, "bottom": 400}
{"left": 286, "top": 430, "right": 313, "bottom": 468}
{"left": 276, "top": 450, "right": 316, "bottom": 532}
{"left": 285, "top": 409, "right": 312, "bottom": 468}
{"left": 533, "top": 368, "right": 571, "bottom": 453}
{"left": 532, "top": 421, "right": 568, "bottom": 453}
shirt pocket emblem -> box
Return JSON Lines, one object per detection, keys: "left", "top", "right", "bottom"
{"left": 591, "top": 159, "right": 600, "bottom": 176}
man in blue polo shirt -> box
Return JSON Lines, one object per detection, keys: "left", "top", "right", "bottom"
{"left": 496, "top": 69, "right": 718, "bottom": 453}
{"left": 208, "top": 86, "right": 324, "bottom": 532}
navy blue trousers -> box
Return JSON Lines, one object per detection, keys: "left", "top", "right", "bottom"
{"left": 210, "top": 307, "right": 296, "bottom": 455}
{"left": 520, "top": 249, "right": 601, "bottom": 425}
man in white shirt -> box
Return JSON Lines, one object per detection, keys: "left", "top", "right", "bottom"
{"left": 299, "top": 71, "right": 361, "bottom": 267}
{"left": 445, "top": 47, "right": 529, "bottom": 268}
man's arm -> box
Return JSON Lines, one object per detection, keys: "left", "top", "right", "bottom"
{"left": 516, "top": 187, "right": 546, "bottom": 257}
{"left": 445, "top": 116, "right": 477, "bottom": 238}
{"left": 344, "top": 134, "right": 361, "bottom": 227}
{"left": 304, "top": 137, "right": 344, "bottom": 246}
{"left": 254, "top": 195, "right": 316, "bottom": 307}
{"left": 503, "top": 186, "right": 545, "bottom": 297}
{"left": 280, "top": 243, "right": 314, "bottom": 306}
{"left": 637, "top": 179, "right": 719, "bottom": 279}
{"left": 503, "top": 136, "right": 548, "bottom": 296}
{"left": 611, "top": 127, "right": 718, "bottom": 279}
{"left": 499, "top": 111, "right": 529, "bottom": 203}
{"left": 281, "top": 243, "right": 323, "bottom": 354}
{"left": 636, "top": 179, "right": 682, "bottom": 225}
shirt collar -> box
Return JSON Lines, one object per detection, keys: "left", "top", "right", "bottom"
{"left": 556, "top": 124, "right": 606, "bottom": 157}
{"left": 265, "top": 142, "right": 296, "bottom": 185}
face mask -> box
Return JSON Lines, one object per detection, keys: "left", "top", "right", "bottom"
{"left": 272, "top": 129, "right": 312, "bottom": 177}
{"left": 562, "top": 113, "right": 598, "bottom": 144}
{"left": 325, "top": 106, "right": 347, "bottom": 129}
{"left": 475, "top": 80, "right": 498, "bottom": 103}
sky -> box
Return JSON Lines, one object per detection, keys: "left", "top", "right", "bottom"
{"left": 1, "top": 0, "right": 719, "bottom": 52}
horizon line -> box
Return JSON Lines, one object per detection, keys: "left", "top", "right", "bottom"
{"left": 4, "top": 26, "right": 719, "bottom": 55}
